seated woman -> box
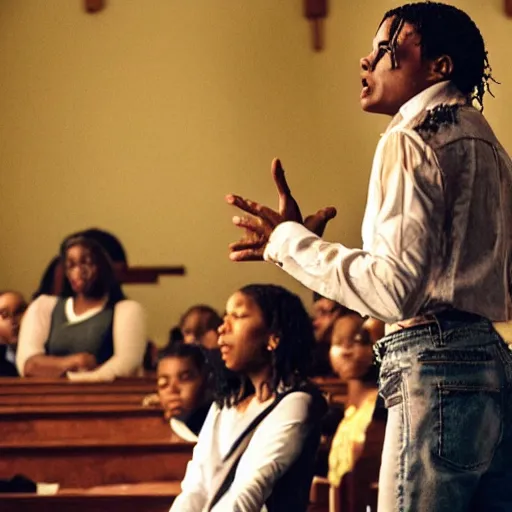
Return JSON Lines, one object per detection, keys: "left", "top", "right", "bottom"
{"left": 326, "top": 314, "right": 385, "bottom": 512}
{"left": 156, "top": 343, "right": 212, "bottom": 442}
{"left": 0, "top": 290, "right": 27, "bottom": 377}
{"left": 170, "top": 284, "right": 327, "bottom": 512}
{"left": 16, "top": 235, "right": 147, "bottom": 381}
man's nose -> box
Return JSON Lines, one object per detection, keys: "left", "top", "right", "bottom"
{"left": 360, "top": 56, "right": 370, "bottom": 71}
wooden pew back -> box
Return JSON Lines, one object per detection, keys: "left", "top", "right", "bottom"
{"left": 0, "top": 439, "right": 192, "bottom": 488}
{"left": 0, "top": 405, "right": 170, "bottom": 445}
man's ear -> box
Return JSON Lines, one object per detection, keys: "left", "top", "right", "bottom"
{"left": 428, "top": 55, "right": 454, "bottom": 82}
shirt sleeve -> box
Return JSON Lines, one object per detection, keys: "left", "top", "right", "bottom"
{"left": 264, "top": 129, "right": 445, "bottom": 323}
{"left": 211, "top": 392, "right": 312, "bottom": 512}
{"left": 16, "top": 295, "right": 58, "bottom": 375}
{"left": 67, "top": 300, "right": 147, "bottom": 382}
{"left": 169, "top": 404, "right": 219, "bottom": 512}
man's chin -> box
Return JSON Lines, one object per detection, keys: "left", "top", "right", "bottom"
{"left": 360, "top": 100, "right": 380, "bottom": 113}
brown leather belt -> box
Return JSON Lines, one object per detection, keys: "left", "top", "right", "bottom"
{"left": 386, "top": 315, "right": 436, "bottom": 334}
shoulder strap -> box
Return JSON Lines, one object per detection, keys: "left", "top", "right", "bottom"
{"left": 205, "top": 389, "right": 295, "bottom": 511}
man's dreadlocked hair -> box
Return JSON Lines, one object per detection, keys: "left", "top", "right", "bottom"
{"left": 212, "top": 284, "right": 315, "bottom": 408}
{"left": 382, "top": 2, "right": 495, "bottom": 110}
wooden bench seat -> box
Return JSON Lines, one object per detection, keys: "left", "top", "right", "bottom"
{"left": 0, "top": 439, "right": 193, "bottom": 488}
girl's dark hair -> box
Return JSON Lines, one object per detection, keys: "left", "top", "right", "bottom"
{"left": 59, "top": 235, "right": 125, "bottom": 306}
{"left": 179, "top": 305, "right": 223, "bottom": 333}
{"left": 33, "top": 228, "right": 127, "bottom": 300}
{"left": 158, "top": 342, "right": 207, "bottom": 374}
{"left": 382, "top": 2, "right": 495, "bottom": 110}
{"left": 32, "top": 256, "right": 60, "bottom": 300}
{"left": 213, "top": 284, "right": 315, "bottom": 408}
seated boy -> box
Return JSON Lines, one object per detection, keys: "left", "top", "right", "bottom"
{"left": 156, "top": 343, "right": 212, "bottom": 442}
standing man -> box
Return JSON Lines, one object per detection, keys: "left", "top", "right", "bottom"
{"left": 226, "top": 3, "right": 512, "bottom": 510}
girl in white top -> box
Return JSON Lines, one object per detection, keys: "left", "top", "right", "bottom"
{"left": 170, "top": 283, "right": 326, "bottom": 512}
{"left": 16, "top": 235, "right": 146, "bottom": 382}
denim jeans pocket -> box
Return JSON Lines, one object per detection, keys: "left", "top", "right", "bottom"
{"left": 434, "top": 383, "right": 501, "bottom": 470}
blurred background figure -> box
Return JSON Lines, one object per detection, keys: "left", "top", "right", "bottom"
{"left": 311, "top": 292, "right": 353, "bottom": 377}
{"left": 32, "top": 227, "right": 128, "bottom": 300}
{"left": 179, "top": 304, "right": 222, "bottom": 349}
{"left": 327, "top": 313, "right": 385, "bottom": 512}
{"left": 0, "top": 291, "right": 27, "bottom": 377}
{"left": 17, "top": 235, "right": 147, "bottom": 381}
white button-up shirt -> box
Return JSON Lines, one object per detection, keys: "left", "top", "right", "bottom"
{"left": 170, "top": 392, "right": 312, "bottom": 512}
{"left": 265, "top": 81, "right": 512, "bottom": 324}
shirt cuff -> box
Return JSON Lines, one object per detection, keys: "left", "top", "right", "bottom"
{"left": 264, "top": 221, "right": 318, "bottom": 265}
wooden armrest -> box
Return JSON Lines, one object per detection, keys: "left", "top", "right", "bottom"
{"left": 310, "top": 476, "right": 330, "bottom": 504}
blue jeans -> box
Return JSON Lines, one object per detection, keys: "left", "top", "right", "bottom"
{"left": 375, "top": 311, "right": 512, "bottom": 512}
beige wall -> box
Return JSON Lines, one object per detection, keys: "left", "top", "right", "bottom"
{"left": 0, "top": 0, "right": 511, "bottom": 347}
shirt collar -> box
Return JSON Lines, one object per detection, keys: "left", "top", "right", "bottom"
{"left": 388, "top": 81, "right": 469, "bottom": 130}
{"left": 170, "top": 417, "right": 198, "bottom": 443}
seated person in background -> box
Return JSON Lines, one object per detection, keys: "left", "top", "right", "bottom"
{"left": 171, "top": 284, "right": 327, "bottom": 512}
{"left": 157, "top": 343, "right": 212, "bottom": 442}
{"left": 168, "top": 325, "right": 184, "bottom": 347}
{"left": 16, "top": 235, "right": 147, "bottom": 381}
{"left": 180, "top": 304, "right": 222, "bottom": 350}
{"left": 327, "top": 313, "right": 385, "bottom": 510}
{"left": 32, "top": 227, "right": 128, "bottom": 299}
{"left": 0, "top": 291, "right": 27, "bottom": 377}
{"left": 311, "top": 292, "right": 353, "bottom": 377}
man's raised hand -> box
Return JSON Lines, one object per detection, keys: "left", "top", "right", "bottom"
{"left": 226, "top": 158, "right": 337, "bottom": 262}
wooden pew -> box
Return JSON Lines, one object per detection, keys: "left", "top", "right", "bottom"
{"left": 335, "top": 412, "right": 386, "bottom": 512}
{"left": 0, "top": 393, "right": 147, "bottom": 406}
{"left": 0, "top": 404, "right": 170, "bottom": 444}
{"left": 309, "top": 410, "right": 386, "bottom": 512}
{"left": 0, "top": 484, "right": 179, "bottom": 512}
{"left": 0, "top": 439, "right": 192, "bottom": 488}
{"left": 313, "top": 377, "right": 347, "bottom": 405}
{"left": 0, "top": 379, "right": 190, "bottom": 511}
{"left": 0, "top": 377, "right": 157, "bottom": 408}
{"left": 0, "top": 377, "right": 156, "bottom": 395}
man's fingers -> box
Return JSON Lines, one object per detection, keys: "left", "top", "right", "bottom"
{"left": 229, "top": 239, "right": 265, "bottom": 252}
{"left": 229, "top": 249, "right": 265, "bottom": 262}
{"left": 225, "top": 194, "right": 261, "bottom": 216}
{"left": 271, "top": 158, "right": 303, "bottom": 222}
{"left": 271, "top": 158, "right": 291, "bottom": 199}
{"left": 319, "top": 206, "right": 337, "bottom": 221}
{"left": 304, "top": 206, "right": 337, "bottom": 236}
{"left": 226, "top": 194, "right": 278, "bottom": 224}
{"left": 232, "top": 215, "right": 266, "bottom": 235}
